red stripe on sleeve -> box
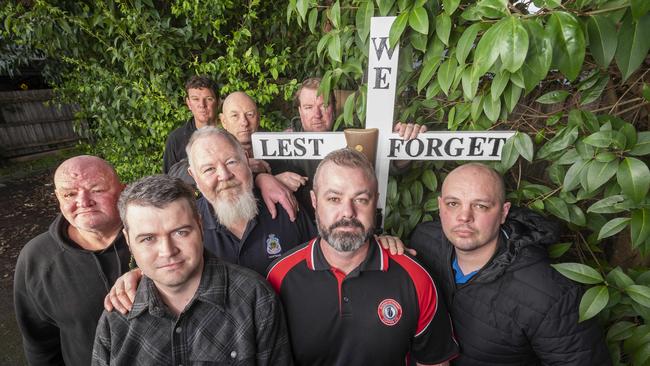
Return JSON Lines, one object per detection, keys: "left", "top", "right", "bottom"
{"left": 390, "top": 254, "right": 438, "bottom": 336}
{"left": 266, "top": 241, "right": 313, "bottom": 293}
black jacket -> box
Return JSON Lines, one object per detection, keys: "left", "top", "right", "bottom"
{"left": 14, "top": 215, "right": 130, "bottom": 366}
{"left": 410, "top": 207, "right": 611, "bottom": 365}
{"left": 162, "top": 117, "right": 196, "bottom": 173}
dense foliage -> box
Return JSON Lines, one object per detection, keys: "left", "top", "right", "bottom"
{"left": 2, "top": 0, "right": 650, "bottom": 363}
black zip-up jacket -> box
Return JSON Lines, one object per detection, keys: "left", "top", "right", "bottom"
{"left": 410, "top": 207, "right": 611, "bottom": 365}
{"left": 14, "top": 214, "right": 130, "bottom": 365}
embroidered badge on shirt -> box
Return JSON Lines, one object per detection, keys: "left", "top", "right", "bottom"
{"left": 266, "top": 234, "right": 282, "bottom": 257}
{"left": 377, "top": 298, "right": 402, "bottom": 326}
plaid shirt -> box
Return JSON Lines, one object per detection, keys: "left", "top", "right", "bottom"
{"left": 92, "top": 251, "right": 292, "bottom": 365}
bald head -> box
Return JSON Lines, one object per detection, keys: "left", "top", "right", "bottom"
{"left": 442, "top": 163, "right": 506, "bottom": 204}
{"left": 219, "top": 91, "right": 259, "bottom": 149}
{"left": 54, "top": 155, "right": 119, "bottom": 185}
{"left": 54, "top": 155, "right": 123, "bottom": 236}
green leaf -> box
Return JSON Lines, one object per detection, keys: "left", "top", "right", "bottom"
{"left": 587, "top": 195, "right": 626, "bottom": 213}
{"left": 548, "top": 242, "right": 572, "bottom": 258}
{"left": 514, "top": 132, "right": 534, "bottom": 162}
{"left": 308, "top": 8, "right": 318, "bottom": 33}
{"left": 343, "top": 93, "right": 355, "bottom": 125}
{"left": 631, "top": 0, "right": 650, "bottom": 20}
{"left": 551, "top": 262, "right": 604, "bottom": 284}
{"left": 472, "top": 21, "right": 502, "bottom": 79}
{"left": 436, "top": 13, "right": 452, "bottom": 45}
{"left": 417, "top": 58, "right": 441, "bottom": 92}
{"left": 410, "top": 32, "right": 428, "bottom": 52}
{"left": 378, "top": 0, "right": 396, "bottom": 16}
{"left": 631, "top": 209, "right": 650, "bottom": 248}
{"left": 421, "top": 170, "right": 438, "bottom": 192}
{"left": 617, "top": 157, "right": 650, "bottom": 203}
{"left": 630, "top": 131, "right": 650, "bottom": 156}
{"left": 607, "top": 321, "right": 636, "bottom": 342}
{"left": 317, "top": 32, "right": 332, "bottom": 56}
{"left": 584, "top": 159, "right": 618, "bottom": 193}
{"left": 547, "top": 12, "right": 586, "bottom": 81}
{"left": 546, "top": 196, "right": 571, "bottom": 222}
{"left": 536, "top": 90, "right": 570, "bottom": 104}
{"left": 579, "top": 75, "right": 609, "bottom": 105}
{"left": 330, "top": 1, "right": 340, "bottom": 29}
{"left": 424, "top": 197, "right": 439, "bottom": 212}
{"left": 443, "top": 0, "right": 461, "bottom": 15}
{"left": 356, "top": 0, "right": 374, "bottom": 41}
{"left": 607, "top": 267, "right": 635, "bottom": 288}
{"left": 498, "top": 17, "right": 529, "bottom": 73}
{"left": 597, "top": 217, "right": 631, "bottom": 241}
{"left": 521, "top": 20, "right": 552, "bottom": 93}
{"left": 644, "top": 83, "right": 650, "bottom": 101}
{"left": 438, "top": 57, "right": 457, "bottom": 95}
{"left": 579, "top": 285, "right": 609, "bottom": 322}
{"left": 498, "top": 134, "right": 519, "bottom": 171}
{"left": 389, "top": 12, "right": 409, "bottom": 49}
{"left": 328, "top": 33, "right": 342, "bottom": 63}
{"left": 491, "top": 71, "right": 509, "bottom": 100}
{"left": 296, "top": 0, "right": 309, "bottom": 21}
{"left": 583, "top": 131, "right": 617, "bottom": 148}
{"left": 409, "top": 6, "right": 429, "bottom": 35}
{"left": 626, "top": 285, "right": 650, "bottom": 308}
{"left": 455, "top": 66, "right": 475, "bottom": 100}
{"left": 615, "top": 12, "right": 650, "bottom": 81}
{"left": 483, "top": 91, "right": 501, "bottom": 122}
{"left": 586, "top": 15, "right": 617, "bottom": 69}
{"left": 456, "top": 23, "right": 482, "bottom": 65}
{"left": 503, "top": 83, "right": 522, "bottom": 113}
{"left": 476, "top": 0, "right": 509, "bottom": 19}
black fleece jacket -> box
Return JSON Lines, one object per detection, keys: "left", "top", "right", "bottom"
{"left": 410, "top": 207, "right": 611, "bottom": 366}
{"left": 14, "top": 214, "right": 130, "bottom": 366}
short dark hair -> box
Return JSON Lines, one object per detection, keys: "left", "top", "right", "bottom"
{"left": 313, "top": 148, "right": 377, "bottom": 193}
{"left": 294, "top": 77, "right": 336, "bottom": 108}
{"left": 184, "top": 75, "right": 219, "bottom": 99}
{"left": 118, "top": 175, "right": 199, "bottom": 230}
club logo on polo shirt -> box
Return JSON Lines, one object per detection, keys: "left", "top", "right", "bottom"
{"left": 377, "top": 299, "right": 402, "bottom": 326}
{"left": 266, "top": 234, "right": 282, "bottom": 257}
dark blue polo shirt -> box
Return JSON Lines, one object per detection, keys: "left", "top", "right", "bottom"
{"left": 267, "top": 238, "right": 459, "bottom": 365}
{"left": 197, "top": 193, "right": 316, "bottom": 276}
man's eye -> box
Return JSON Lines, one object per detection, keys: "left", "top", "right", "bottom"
{"left": 226, "top": 159, "right": 239, "bottom": 165}
{"left": 447, "top": 202, "right": 458, "bottom": 207}
{"left": 176, "top": 230, "right": 189, "bottom": 237}
{"left": 327, "top": 197, "right": 340, "bottom": 203}
{"left": 203, "top": 167, "right": 215, "bottom": 174}
{"left": 475, "top": 204, "right": 488, "bottom": 210}
{"left": 355, "top": 198, "right": 369, "bottom": 204}
{"left": 140, "top": 236, "right": 154, "bottom": 243}
{"left": 63, "top": 193, "right": 75, "bottom": 198}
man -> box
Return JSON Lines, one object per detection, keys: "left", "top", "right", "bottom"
{"left": 14, "top": 155, "right": 131, "bottom": 365}
{"left": 186, "top": 127, "right": 315, "bottom": 275}
{"left": 267, "top": 148, "right": 458, "bottom": 365}
{"left": 271, "top": 77, "right": 427, "bottom": 220}
{"left": 92, "top": 175, "right": 291, "bottom": 365}
{"left": 410, "top": 163, "right": 611, "bottom": 365}
{"left": 163, "top": 75, "right": 219, "bottom": 173}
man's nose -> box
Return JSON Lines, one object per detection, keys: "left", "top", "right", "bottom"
{"left": 76, "top": 190, "right": 94, "bottom": 207}
{"left": 456, "top": 205, "right": 473, "bottom": 222}
{"left": 158, "top": 236, "right": 179, "bottom": 257}
{"left": 314, "top": 106, "right": 323, "bottom": 117}
{"left": 216, "top": 162, "right": 234, "bottom": 181}
{"left": 340, "top": 199, "right": 356, "bottom": 219}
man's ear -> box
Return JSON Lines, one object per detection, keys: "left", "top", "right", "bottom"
{"left": 185, "top": 97, "right": 191, "bottom": 109}
{"left": 188, "top": 166, "right": 195, "bottom": 179}
{"left": 310, "top": 190, "right": 317, "bottom": 210}
{"left": 219, "top": 113, "right": 226, "bottom": 124}
{"left": 501, "top": 202, "right": 512, "bottom": 224}
{"left": 122, "top": 228, "right": 131, "bottom": 248}
{"left": 437, "top": 196, "right": 443, "bottom": 216}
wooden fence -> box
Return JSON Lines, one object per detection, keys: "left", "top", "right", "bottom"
{"left": 0, "top": 89, "right": 85, "bottom": 159}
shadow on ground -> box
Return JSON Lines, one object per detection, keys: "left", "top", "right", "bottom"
{"left": 0, "top": 166, "right": 60, "bottom": 365}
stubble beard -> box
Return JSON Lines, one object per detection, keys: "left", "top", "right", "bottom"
{"left": 317, "top": 217, "right": 374, "bottom": 252}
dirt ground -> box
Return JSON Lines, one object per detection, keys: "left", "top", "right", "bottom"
{"left": 0, "top": 167, "right": 59, "bottom": 365}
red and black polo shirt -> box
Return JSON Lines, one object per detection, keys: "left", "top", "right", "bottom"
{"left": 267, "top": 237, "right": 459, "bottom": 366}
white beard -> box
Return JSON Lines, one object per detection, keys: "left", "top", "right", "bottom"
{"left": 210, "top": 189, "right": 259, "bottom": 228}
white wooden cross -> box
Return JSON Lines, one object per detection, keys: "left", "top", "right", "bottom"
{"left": 252, "top": 17, "right": 515, "bottom": 221}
